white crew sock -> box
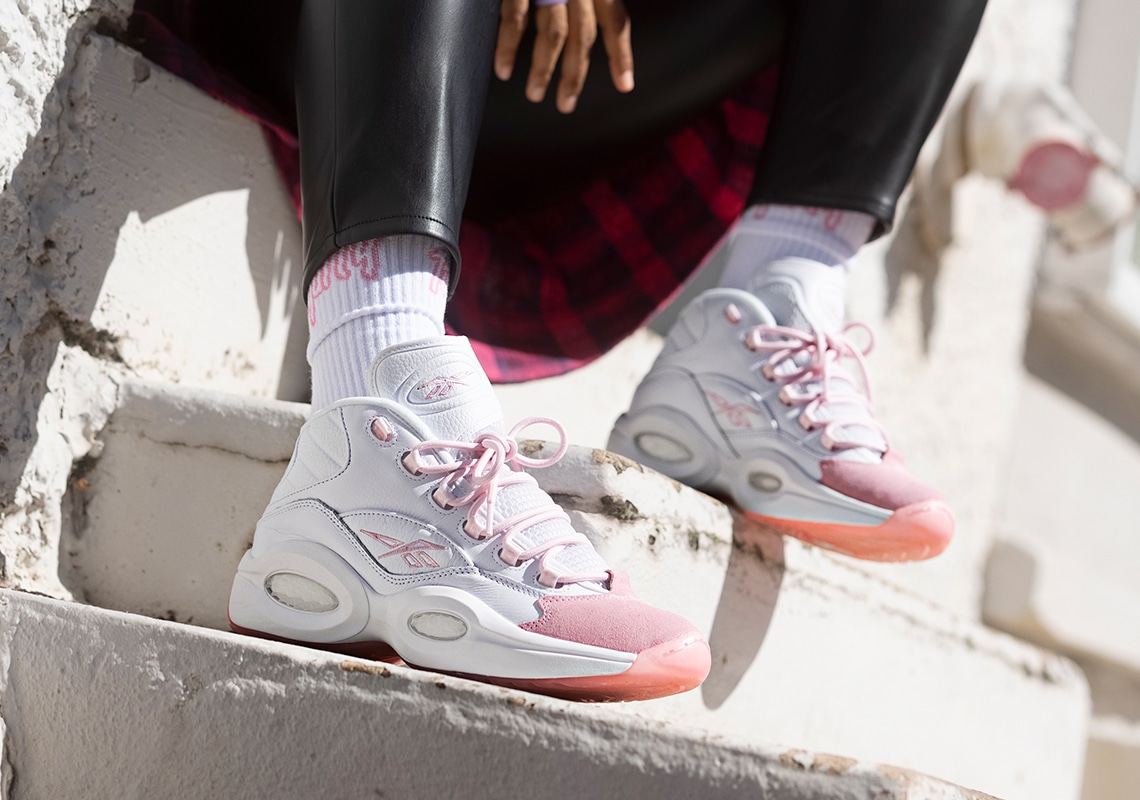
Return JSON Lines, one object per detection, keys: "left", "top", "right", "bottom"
{"left": 306, "top": 235, "right": 450, "bottom": 410}
{"left": 718, "top": 204, "right": 875, "bottom": 327}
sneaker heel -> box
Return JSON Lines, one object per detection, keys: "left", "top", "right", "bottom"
{"left": 608, "top": 404, "right": 721, "bottom": 487}
{"left": 228, "top": 539, "right": 373, "bottom": 644}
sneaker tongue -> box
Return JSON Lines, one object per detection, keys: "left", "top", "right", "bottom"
{"left": 368, "top": 337, "right": 504, "bottom": 440}
{"left": 749, "top": 257, "right": 846, "bottom": 334}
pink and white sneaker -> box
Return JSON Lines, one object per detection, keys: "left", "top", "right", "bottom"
{"left": 228, "top": 336, "right": 709, "bottom": 701}
{"left": 608, "top": 259, "right": 953, "bottom": 562}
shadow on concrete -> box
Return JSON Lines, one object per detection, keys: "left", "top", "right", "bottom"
{"left": 1024, "top": 297, "right": 1140, "bottom": 446}
{"left": 1, "top": 30, "right": 302, "bottom": 571}
{"left": 882, "top": 195, "right": 942, "bottom": 354}
{"left": 701, "top": 512, "right": 785, "bottom": 709}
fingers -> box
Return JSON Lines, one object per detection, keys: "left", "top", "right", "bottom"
{"left": 594, "top": 0, "right": 633, "bottom": 92}
{"left": 526, "top": 4, "right": 569, "bottom": 103}
{"left": 499, "top": 0, "right": 627, "bottom": 111}
{"left": 556, "top": 0, "right": 597, "bottom": 113}
{"left": 495, "top": 0, "right": 529, "bottom": 81}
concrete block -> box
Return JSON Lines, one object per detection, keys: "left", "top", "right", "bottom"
{"left": 0, "top": 2, "right": 132, "bottom": 190}
{"left": 0, "top": 588, "right": 1003, "bottom": 800}
{"left": 1081, "top": 717, "right": 1140, "bottom": 800}
{"left": 1070, "top": 652, "right": 1140, "bottom": 800}
{"left": 989, "top": 375, "right": 1140, "bottom": 676}
{"left": 68, "top": 381, "right": 1090, "bottom": 800}
{"left": 1, "top": 29, "right": 305, "bottom": 594}
{"left": 984, "top": 538, "right": 1140, "bottom": 675}
{"left": 1001, "top": 375, "right": 1140, "bottom": 595}
{"left": 63, "top": 381, "right": 307, "bottom": 628}
{"left": 1, "top": 3, "right": 137, "bottom": 592}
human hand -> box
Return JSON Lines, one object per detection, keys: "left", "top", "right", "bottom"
{"left": 495, "top": 0, "right": 633, "bottom": 114}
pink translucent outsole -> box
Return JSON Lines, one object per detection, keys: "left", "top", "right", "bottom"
{"left": 228, "top": 615, "right": 711, "bottom": 703}
{"left": 744, "top": 499, "right": 955, "bottom": 562}
{"left": 228, "top": 616, "right": 403, "bottom": 663}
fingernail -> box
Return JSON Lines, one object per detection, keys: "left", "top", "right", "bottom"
{"left": 618, "top": 70, "right": 634, "bottom": 92}
{"left": 495, "top": 62, "right": 511, "bottom": 81}
{"left": 526, "top": 85, "right": 544, "bottom": 103}
{"left": 561, "top": 95, "right": 578, "bottom": 113}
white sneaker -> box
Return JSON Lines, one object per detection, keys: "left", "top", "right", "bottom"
{"left": 609, "top": 260, "right": 953, "bottom": 562}
{"left": 229, "top": 336, "right": 709, "bottom": 701}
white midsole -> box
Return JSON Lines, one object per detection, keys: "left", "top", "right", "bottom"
{"left": 610, "top": 405, "right": 892, "bottom": 526}
{"left": 229, "top": 536, "right": 636, "bottom": 681}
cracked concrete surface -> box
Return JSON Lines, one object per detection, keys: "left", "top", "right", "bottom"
{"left": 61, "top": 380, "right": 301, "bottom": 623}
{"left": 0, "top": 587, "right": 1007, "bottom": 800}
{"left": 1, "top": 1, "right": 132, "bottom": 597}
{"left": 1, "top": 24, "right": 304, "bottom": 596}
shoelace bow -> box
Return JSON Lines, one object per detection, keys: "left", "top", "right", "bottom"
{"left": 395, "top": 416, "right": 608, "bottom": 589}
{"left": 742, "top": 318, "right": 888, "bottom": 453}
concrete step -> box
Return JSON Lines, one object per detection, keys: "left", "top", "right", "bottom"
{"left": 61, "top": 380, "right": 1090, "bottom": 800}
{"left": 0, "top": 588, "right": 1002, "bottom": 800}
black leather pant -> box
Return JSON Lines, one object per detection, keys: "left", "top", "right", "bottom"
{"left": 297, "top": 0, "right": 987, "bottom": 299}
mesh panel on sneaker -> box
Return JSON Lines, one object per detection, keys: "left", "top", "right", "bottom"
{"left": 755, "top": 282, "right": 813, "bottom": 332}
{"left": 485, "top": 482, "right": 609, "bottom": 580}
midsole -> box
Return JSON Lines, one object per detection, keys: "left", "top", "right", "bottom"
{"left": 611, "top": 409, "right": 892, "bottom": 526}
{"left": 229, "top": 539, "right": 637, "bottom": 681}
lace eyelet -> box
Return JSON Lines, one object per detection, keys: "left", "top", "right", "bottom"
{"left": 370, "top": 417, "right": 396, "bottom": 443}
{"left": 431, "top": 485, "right": 454, "bottom": 510}
{"left": 724, "top": 303, "right": 743, "bottom": 325}
{"left": 497, "top": 548, "right": 519, "bottom": 568}
{"left": 401, "top": 451, "right": 423, "bottom": 477}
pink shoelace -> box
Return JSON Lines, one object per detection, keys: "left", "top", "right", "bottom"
{"left": 380, "top": 416, "right": 608, "bottom": 589}
{"left": 733, "top": 306, "right": 889, "bottom": 453}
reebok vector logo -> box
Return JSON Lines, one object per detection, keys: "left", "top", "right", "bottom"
{"left": 706, "top": 390, "right": 761, "bottom": 429}
{"left": 360, "top": 529, "right": 448, "bottom": 570}
{"left": 416, "top": 371, "right": 474, "bottom": 401}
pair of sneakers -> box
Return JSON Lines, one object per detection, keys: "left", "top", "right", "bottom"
{"left": 228, "top": 258, "right": 951, "bottom": 702}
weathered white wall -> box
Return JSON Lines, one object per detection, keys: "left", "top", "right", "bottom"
{"left": 1, "top": 1, "right": 132, "bottom": 595}
{"left": 83, "top": 46, "right": 305, "bottom": 397}
{"left": 0, "top": 21, "right": 306, "bottom": 596}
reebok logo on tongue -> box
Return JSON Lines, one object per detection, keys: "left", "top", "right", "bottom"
{"left": 415, "top": 371, "right": 475, "bottom": 401}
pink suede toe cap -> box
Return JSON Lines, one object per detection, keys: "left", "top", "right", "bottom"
{"left": 819, "top": 451, "right": 943, "bottom": 511}
{"left": 519, "top": 572, "right": 700, "bottom": 655}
